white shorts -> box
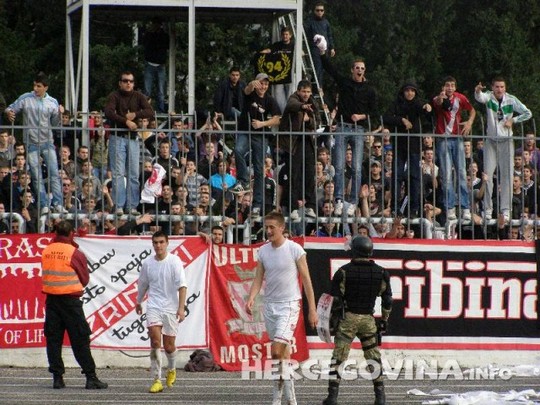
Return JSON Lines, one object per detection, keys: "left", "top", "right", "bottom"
{"left": 146, "top": 308, "right": 179, "bottom": 337}
{"left": 264, "top": 300, "right": 301, "bottom": 345}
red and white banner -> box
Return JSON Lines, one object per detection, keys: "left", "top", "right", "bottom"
{"left": 1, "top": 234, "right": 538, "bottom": 357}
{"left": 0, "top": 234, "right": 51, "bottom": 348}
{"left": 208, "top": 241, "right": 310, "bottom": 371}
{"left": 78, "top": 235, "right": 209, "bottom": 349}
{"left": 0, "top": 234, "right": 209, "bottom": 349}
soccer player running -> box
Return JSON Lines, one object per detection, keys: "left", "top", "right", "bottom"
{"left": 136, "top": 230, "right": 188, "bottom": 393}
{"left": 246, "top": 211, "right": 318, "bottom": 405}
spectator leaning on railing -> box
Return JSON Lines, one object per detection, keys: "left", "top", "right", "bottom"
{"left": 432, "top": 75, "right": 476, "bottom": 223}
{"left": 104, "top": 71, "right": 154, "bottom": 217}
{"left": 383, "top": 81, "right": 432, "bottom": 219}
{"left": 474, "top": 77, "right": 532, "bottom": 223}
{"left": 213, "top": 67, "right": 246, "bottom": 122}
{"left": 232, "top": 72, "right": 281, "bottom": 219}
{"left": 278, "top": 80, "right": 319, "bottom": 221}
{"left": 4, "top": 72, "right": 66, "bottom": 215}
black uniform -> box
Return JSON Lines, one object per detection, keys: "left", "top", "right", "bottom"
{"left": 324, "top": 257, "right": 392, "bottom": 405}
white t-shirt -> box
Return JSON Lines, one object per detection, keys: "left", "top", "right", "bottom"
{"left": 138, "top": 253, "right": 187, "bottom": 313}
{"left": 258, "top": 239, "right": 306, "bottom": 303}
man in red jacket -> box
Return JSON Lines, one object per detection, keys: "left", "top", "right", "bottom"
{"left": 41, "top": 220, "right": 108, "bottom": 390}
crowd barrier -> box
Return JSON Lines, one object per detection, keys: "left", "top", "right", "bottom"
{"left": 1, "top": 115, "right": 539, "bottom": 241}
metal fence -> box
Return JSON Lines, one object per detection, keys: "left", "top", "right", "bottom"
{"left": 0, "top": 113, "right": 538, "bottom": 242}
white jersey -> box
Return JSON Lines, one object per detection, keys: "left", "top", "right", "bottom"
{"left": 138, "top": 253, "right": 187, "bottom": 313}
{"left": 258, "top": 239, "right": 306, "bottom": 303}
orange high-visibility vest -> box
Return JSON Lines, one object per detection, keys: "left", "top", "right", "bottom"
{"left": 41, "top": 242, "right": 83, "bottom": 295}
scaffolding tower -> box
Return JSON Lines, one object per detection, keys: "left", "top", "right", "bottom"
{"left": 65, "top": 0, "right": 304, "bottom": 122}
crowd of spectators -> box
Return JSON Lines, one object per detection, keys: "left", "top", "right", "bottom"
{"left": 0, "top": 10, "right": 537, "bottom": 242}
{"left": 1, "top": 104, "right": 537, "bottom": 242}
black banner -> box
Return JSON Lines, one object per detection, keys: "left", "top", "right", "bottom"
{"left": 304, "top": 238, "right": 540, "bottom": 348}
{"left": 253, "top": 51, "right": 293, "bottom": 84}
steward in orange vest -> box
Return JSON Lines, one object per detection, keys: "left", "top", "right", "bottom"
{"left": 41, "top": 236, "right": 87, "bottom": 296}
{"left": 41, "top": 220, "right": 107, "bottom": 390}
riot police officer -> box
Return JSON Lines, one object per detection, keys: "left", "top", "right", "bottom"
{"left": 322, "top": 236, "right": 392, "bottom": 405}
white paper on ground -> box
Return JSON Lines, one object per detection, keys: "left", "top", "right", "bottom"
{"left": 407, "top": 387, "right": 540, "bottom": 405}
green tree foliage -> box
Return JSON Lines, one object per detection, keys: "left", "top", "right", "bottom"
{"left": 172, "top": 22, "right": 270, "bottom": 114}
{"left": 439, "top": 0, "right": 540, "bottom": 132}
{"left": 0, "top": 0, "right": 66, "bottom": 102}
{"left": 89, "top": 44, "right": 142, "bottom": 109}
{"left": 86, "top": 13, "right": 143, "bottom": 109}
{"left": 316, "top": 0, "right": 456, "bottom": 120}
{"left": 319, "top": 0, "right": 539, "bottom": 132}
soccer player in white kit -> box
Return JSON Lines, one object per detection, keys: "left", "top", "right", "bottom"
{"left": 136, "top": 230, "right": 188, "bottom": 393}
{"left": 246, "top": 211, "right": 318, "bottom": 405}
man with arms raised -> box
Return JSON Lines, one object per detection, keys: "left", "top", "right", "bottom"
{"left": 318, "top": 38, "right": 377, "bottom": 218}
{"left": 475, "top": 77, "right": 532, "bottom": 222}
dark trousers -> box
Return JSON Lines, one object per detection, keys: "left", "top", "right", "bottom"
{"left": 395, "top": 152, "right": 421, "bottom": 214}
{"left": 44, "top": 295, "right": 96, "bottom": 376}
{"left": 292, "top": 137, "right": 316, "bottom": 210}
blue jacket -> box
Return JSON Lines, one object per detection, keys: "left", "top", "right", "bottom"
{"left": 7, "top": 92, "right": 60, "bottom": 145}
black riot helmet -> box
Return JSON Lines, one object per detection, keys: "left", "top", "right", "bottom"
{"left": 350, "top": 235, "right": 373, "bottom": 258}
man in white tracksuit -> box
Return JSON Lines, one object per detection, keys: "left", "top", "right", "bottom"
{"left": 474, "top": 77, "right": 532, "bottom": 222}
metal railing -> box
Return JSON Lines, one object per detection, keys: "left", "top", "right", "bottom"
{"left": 1, "top": 113, "right": 538, "bottom": 241}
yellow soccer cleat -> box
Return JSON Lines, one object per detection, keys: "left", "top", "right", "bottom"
{"left": 149, "top": 379, "right": 163, "bottom": 393}
{"left": 166, "top": 369, "right": 177, "bottom": 387}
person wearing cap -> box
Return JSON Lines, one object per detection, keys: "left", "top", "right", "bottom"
{"left": 232, "top": 72, "right": 281, "bottom": 219}
{"left": 322, "top": 235, "right": 392, "bottom": 405}
{"left": 365, "top": 157, "right": 391, "bottom": 213}
{"left": 41, "top": 220, "right": 108, "bottom": 390}
{"left": 362, "top": 136, "right": 384, "bottom": 178}
{"left": 383, "top": 81, "right": 432, "bottom": 218}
